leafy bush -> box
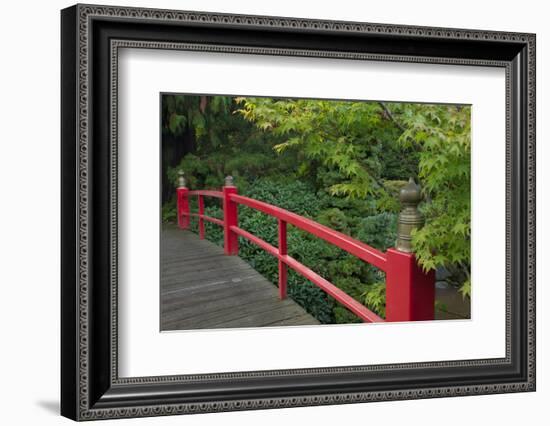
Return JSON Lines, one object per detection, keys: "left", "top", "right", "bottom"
{"left": 356, "top": 212, "right": 398, "bottom": 251}
{"left": 395, "top": 104, "right": 471, "bottom": 296}
{"left": 237, "top": 180, "right": 335, "bottom": 322}
{"left": 362, "top": 282, "right": 386, "bottom": 317}
{"left": 162, "top": 195, "right": 178, "bottom": 223}
{"left": 239, "top": 97, "right": 471, "bottom": 297}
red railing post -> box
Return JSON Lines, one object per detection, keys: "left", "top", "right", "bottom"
{"left": 198, "top": 194, "right": 205, "bottom": 239}
{"left": 385, "top": 178, "right": 435, "bottom": 322}
{"left": 176, "top": 171, "right": 189, "bottom": 229}
{"left": 278, "top": 219, "right": 288, "bottom": 299}
{"left": 385, "top": 249, "right": 435, "bottom": 321}
{"left": 222, "top": 176, "right": 239, "bottom": 255}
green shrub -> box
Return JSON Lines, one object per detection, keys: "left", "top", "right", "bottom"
{"left": 162, "top": 195, "right": 178, "bottom": 223}
{"left": 356, "top": 212, "right": 398, "bottom": 250}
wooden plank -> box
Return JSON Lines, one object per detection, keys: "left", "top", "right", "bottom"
{"left": 160, "top": 225, "right": 319, "bottom": 330}
{"left": 163, "top": 290, "right": 302, "bottom": 322}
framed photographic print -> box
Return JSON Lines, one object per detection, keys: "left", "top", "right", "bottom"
{"left": 61, "top": 3, "right": 536, "bottom": 421}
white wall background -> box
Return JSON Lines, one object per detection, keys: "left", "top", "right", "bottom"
{"left": 0, "top": 0, "right": 546, "bottom": 424}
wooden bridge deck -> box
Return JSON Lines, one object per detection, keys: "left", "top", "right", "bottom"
{"left": 160, "top": 224, "right": 320, "bottom": 331}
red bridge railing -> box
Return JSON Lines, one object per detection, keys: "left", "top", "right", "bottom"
{"left": 176, "top": 174, "right": 435, "bottom": 323}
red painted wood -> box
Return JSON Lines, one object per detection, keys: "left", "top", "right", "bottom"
{"left": 179, "top": 186, "right": 434, "bottom": 323}
{"left": 176, "top": 187, "right": 189, "bottom": 229}
{"left": 230, "top": 226, "right": 279, "bottom": 257}
{"left": 198, "top": 195, "right": 205, "bottom": 239}
{"left": 202, "top": 216, "right": 224, "bottom": 227}
{"left": 188, "top": 190, "right": 223, "bottom": 198}
{"left": 283, "top": 255, "right": 383, "bottom": 322}
{"left": 230, "top": 194, "right": 387, "bottom": 270}
{"left": 230, "top": 225, "right": 382, "bottom": 322}
{"left": 222, "top": 185, "right": 239, "bottom": 255}
{"left": 278, "top": 219, "right": 288, "bottom": 300}
{"left": 385, "top": 248, "right": 435, "bottom": 322}
{"left": 188, "top": 213, "right": 223, "bottom": 227}
{"left": 182, "top": 190, "right": 225, "bottom": 234}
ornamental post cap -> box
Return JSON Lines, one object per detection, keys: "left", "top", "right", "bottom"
{"left": 399, "top": 177, "right": 422, "bottom": 206}
{"left": 224, "top": 175, "right": 234, "bottom": 186}
{"left": 177, "top": 171, "right": 186, "bottom": 188}
{"left": 396, "top": 177, "right": 424, "bottom": 253}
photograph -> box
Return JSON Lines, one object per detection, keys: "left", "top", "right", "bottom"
{"left": 160, "top": 94, "right": 471, "bottom": 331}
{"left": 58, "top": 3, "right": 535, "bottom": 420}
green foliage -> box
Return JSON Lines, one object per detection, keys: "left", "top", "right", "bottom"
{"left": 458, "top": 278, "right": 471, "bottom": 300}
{"left": 435, "top": 300, "right": 449, "bottom": 313}
{"left": 356, "top": 212, "right": 398, "bottom": 251}
{"left": 162, "top": 95, "right": 234, "bottom": 141}
{"left": 237, "top": 180, "right": 335, "bottom": 323}
{"left": 391, "top": 104, "right": 471, "bottom": 296}
{"left": 162, "top": 196, "right": 177, "bottom": 223}
{"left": 287, "top": 274, "right": 334, "bottom": 324}
{"left": 376, "top": 179, "right": 408, "bottom": 213}
{"left": 361, "top": 282, "right": 386, "bottom": 317}
{"left": 162, "top": 94, "right": 472, "bottom": 323}
{"left": 316, "top": 208, "right": 352, "bottom": 235}
{"left": 379, "top": 139, "right": 420, "bottom": 180}
{"left": 237, "top": 98, "right": 411, "bottom": 199}
{"left": 239, "top": 97, "right": 471, "bottom": 296}
{"left": 167, "top": 154, "right": 209, "bottom": 189}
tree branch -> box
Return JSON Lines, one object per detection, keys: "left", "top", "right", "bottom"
{"left": 378, "top": 102, "right": 406, "bottom": 132}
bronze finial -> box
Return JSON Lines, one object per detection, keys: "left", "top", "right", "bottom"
{"left": 224, "top": 175, "right": 234, "bottom": 187}
{"left": 177, "top": 171, "right": 186, "bottom": 188}
{"left": 396, "top": 177, "right": 424, "bottom": 252}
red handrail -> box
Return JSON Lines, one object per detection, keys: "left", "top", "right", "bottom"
{"left": 230, "top": 194, "right": 388, "bottom": 271}
{"left": 227, "top": 194, "right": 384, "bottom": 322}
{"left": 181, "top": 190, "right": 224, "bottom": 240}
{"left": 178, "top": 187, "right": 383, "bottom": 322}
{"left": 176, "top": 182, "right": 435, "bottom": 323}
{"left": 189, "top": 190, "right": 223, "bottom": 199}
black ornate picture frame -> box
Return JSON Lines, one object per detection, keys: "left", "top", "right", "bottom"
{"left": 61, "top": 4, "right": 536, "bottom": 421}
